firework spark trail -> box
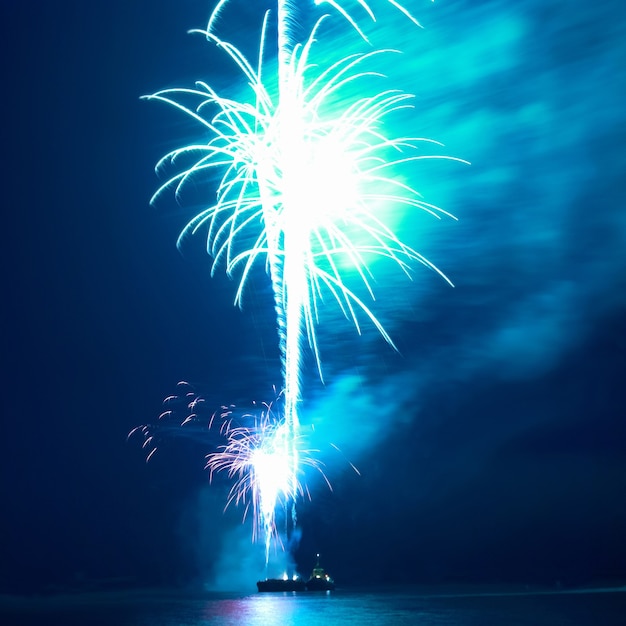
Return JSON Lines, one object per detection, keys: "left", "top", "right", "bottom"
{"left": 315, "top": 0, "right": 428, "bottom": 42}
{"left": 145, "top": 0, "right": 465, "bottom": 559}
{"left": 128, "top": 381, "right": 234, "bottom": 462}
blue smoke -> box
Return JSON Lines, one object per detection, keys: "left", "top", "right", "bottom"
{"left": 293, "top": 0, "right": 626, "bottom": 472}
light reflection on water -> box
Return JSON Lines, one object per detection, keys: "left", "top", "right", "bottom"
{"left": 2, "top": 588, "right": 626, "bottom": 626}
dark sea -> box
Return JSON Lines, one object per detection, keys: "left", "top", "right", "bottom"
{"left": 1, "top": 587, "right": 625, "bottom": 626}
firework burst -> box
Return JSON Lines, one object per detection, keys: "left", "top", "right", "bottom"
{"left": 205, "top": 394, "right": 327, "bottom": 561}
{"left": 141, "top": 0, "right": 465, "bottom": 561}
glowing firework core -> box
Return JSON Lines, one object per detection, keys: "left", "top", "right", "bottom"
{"left": 250, "top": 424, "right": 294, "bottom": 527}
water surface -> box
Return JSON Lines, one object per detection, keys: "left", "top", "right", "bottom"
{"left": 2, "top": 586, "right": 625, "bottom": 625}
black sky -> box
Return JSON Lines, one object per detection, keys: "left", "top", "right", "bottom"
{"left": 1, "top": 0, "right": 625, "bottom": 593}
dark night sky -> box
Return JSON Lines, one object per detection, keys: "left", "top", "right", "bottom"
{"left": 1, "top": 0, "right": 625, "bottom": 593}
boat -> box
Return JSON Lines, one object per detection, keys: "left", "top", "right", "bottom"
{"left": 306, "top": 554, "right": 335, "bottom": 591}
{"left": 256, "top": 554, "right": 335, "bottom": 592}
{"left": 256, "top": 577, "right": 307, "bottom": 592}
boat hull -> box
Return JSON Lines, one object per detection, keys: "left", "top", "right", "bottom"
{"left": 256, "top": 579, "right": 307, "bottom": 592}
